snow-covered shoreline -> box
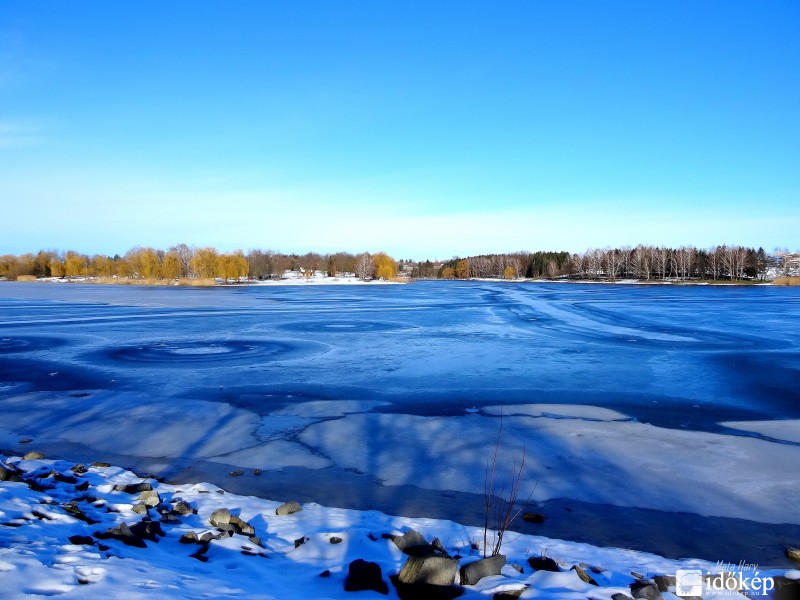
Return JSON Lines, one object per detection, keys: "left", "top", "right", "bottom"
{"left": 3, "top": 454, "right": 796, "bottom": 599}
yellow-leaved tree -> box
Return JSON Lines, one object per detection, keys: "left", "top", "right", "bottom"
{"left": 372, "top": 252, "right": 397, "bottom": 280}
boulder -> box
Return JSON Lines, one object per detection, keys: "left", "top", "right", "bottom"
{"left": 787, "top": 547, "right": 800, "bottom": 562}
{"left": 23, "top": 451, "right": 45, "bottom": 460}
{"left": 276, "top": 500, "right": 302, "bottom": 516}
{"left": 774, "top": 575, "right": 800, "bottom": 600}
{"left": 172, "top": 501, "right": 194, "bottom": 516}
{"left": 179, "top": 531, "right": 199, "bottom": 544}
{"left": 132, "top": 502, "right": 148, "bottom": 515}
{"left": 129, "top": 520, "right": 164, "bottom": 543}
{"left": 630, "top": 581, "right": 663, "bottom": 600}
{"left": 572, "top": 565, "right": 599, "bottom": 586}
{"left": 68, "top": 535, "right": 96, "bottom": 546}
{"left": 387, "top": 529, "right": 429, "bottom": 554}
{"left": 527, "top": 556, "right": 560, "bottom": 572}
{"left": 397, "top": 555, "right": 460, "bottom": 586}
{"left": 652, "top": 575, "right": 675, "bottom": 592}
{"left": 0, "top": 465, "right": 24, "bottom": 482}
{"left": 113, "top": 482, "right": 152, "bottom": 494}
{"left": 330, "top": 536, "right": 343, "bottom": 544}
{"left": 94, "top": 522, "right": 147, "bottom": 548}
{"left": 139, "top": 490, "right": 160, "bottom": 508}
{"left": 91, "top": 461, "right": 111, "bottom": 468}
{"left": 460, "top": 554, "right": 506, "bottom": 585}
{"left": 209, "top": 508, "right": 231, "bottom": 527}
{"left": 344, "top": 559, "right": 388, "bottom": 595}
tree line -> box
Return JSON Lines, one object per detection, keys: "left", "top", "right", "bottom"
{"left": 0, "top": 243, "right": 788, "bottom": 283}
{"left": 0, "top": 245, "right": 401, "bottom": 282}
{"left": 435, "top": 245, "right": 777, "bottom": 282}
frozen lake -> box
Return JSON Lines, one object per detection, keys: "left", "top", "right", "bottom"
{"left": 1, "top": 281, "right": 799, "bottom": 564}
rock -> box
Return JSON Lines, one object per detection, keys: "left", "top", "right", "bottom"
{"left": 320, "top": 570, "right": 331, "bottom": 578}
{"left": 229, "top": 515, "right": 255, "bottom": 536}
{"left": 139, "top": 490, "right": 160, "bottom": 508}
{"left": 630, "top": 581, "right": 663, "bottom": 600}
{"left": 774, "top": 575, "right": 800, "bottom": 600}
{"left": 460, "top": 554, "right": 506, "bottom": 585}
{"left": 179, "top": 531, "right": 198, "bottom": 544}
{"left": 19, "top": 438, "right": 32, "bottom": 444}
{"left": 493, "top": 591, "right": 525, "bottom": 600}
{"left": 53, "top": 472, "right": 78, "bottom": 484}
{"left": 92, "top": 461, "right": 111, "bottom": 468}
{"left": 510, "top": 563, "right": 524, "bottom": 574}
{"left": 0, "top": 465, "right": 24, "bottom": 482}
{"left": 71, "top": 464, "right": 88, "bottom": 474}
{"left": 113, "top": 482, "right": 152, "bottom": 494}
{"left": 652, "top": 575, "right": 675, "bottom": 592}
{"left": 344, "top": 559, "right": 389, "bottom": 595}
{"left": 209, "top": 508, "right": 231, "bottom": 527}
{"left": 68, "top": 535, "right": 96, "bottom": 546}
{"left": 23, "top": 451, "right": 45, "bottom": 460}
{"left": 294, "top": 536, "right": 308, "bottom": 548}
{"left": 527, "top": 556, "right": 560, "bottom": 572}
{"left": 75, "top": 480, "right": 90, "bottom": 491}
{"left": 199, "top": 531, "right": 219, "bottom": 544}
{"left": 190, "top": 544, "right": 209, "bottom": 562}
{"left": 787, "top": 547, "right": 800, "bottom": 562}
{"left": 330, "top": 536, "right": 343, "bottom": 544}
{"left": 95, "top": 522, "right": 147, "bottom": 548}
{"left": 253, "top": 468, "right": 261, "bottom": 476}
{"left": 572, "top": 565, "right": 599, "bottom": 586}
{"left": 249, "top": 536, "right": 262, "bottom": 547}
{"left": 132, "top": 502, "right": 149, "bottom": 515}
{"left": 276, "top": 500, "right": 302, "bottom": 516}
{"left": 611, "top": 595, "right": 634, "bottom": 600}
{"left": 129, "top": 520, "right": 165, "bottom": 543}
{"left": 172, "top": 501, "right": 194, "bottom": 516}
{"left": 229, "top": 470, "right": 243, "bottom": 477}
{"left": 397, "top": 555, "right": 460, "bottom": 586}
{"left": 61, "top": 501, "right": 99, "bottom": 524}
{"left": 522, "top": 512, "right": 546, "bottom": 523}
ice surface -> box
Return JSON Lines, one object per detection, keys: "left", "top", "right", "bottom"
{"left": 1, "top": 281, "right": 800, "bottom": 560}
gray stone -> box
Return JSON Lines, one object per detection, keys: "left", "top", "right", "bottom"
{"left": 199, "top": 531, "right": 219, "bottom": 544}
{"left": 23, "top": 451, "right": 45, "bottom": 460}
{"left": 229, "top": 515, "right": 255, "bottom": 536}
{"left": 344, "top": 559, "right": 388, "bottom": 595}
{"left": 493, "top": 590, "right": 525, "bottom": 600}
{"left": 652, "top": 575, "right": 675, "bottom": 592}
{"left": 209, "top": 508, "right": 231, "bottom": 527}
{"left": 94, "top": 522, "right": 147, "bottom": 548}
{"left": 276, "top": 500, "right": 302, "bottom": 516}
{"left": 774, "top": 575, "right": 800, "bottom": 600}
{"left": 330, "top": 536, "right": 343, "bottom": 544}
{"left": 397, "top": 555, "right": 459, "bottom": 586}
{"left": 630, "top": 581, "right": 663, "bottom": 600}
{"left": 572, "top": 565, "right": 598, "bottom": 586}
{"left": 460, "top": 554, "right": 506, "bottom": 585}
{"left": 139, "top": 490, "right": 160, "bottom": 507}
{"left": 131, "top": 502, "right": 148, "bottom": 515}
{"left": 113, "top": 482, "right": 152, "bottom": 494}
{"left": 179, "top": 531, "right": 198, "bottom": 544}
{"left": 91, "top": 462, "right": 111, "bottom": 468}
{"left": 0, "top": 465, "right": 23, "bottom": 482}
{"left": 527, "top": 556, "right": 560, "bottom": 572}
{"left": 172, "top": 501, "right": 194, "bottom": 516}
{"left": 786, "top": 547, "right": 800, "bottom": 562}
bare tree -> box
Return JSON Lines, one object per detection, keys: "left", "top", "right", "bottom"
{"left": 355, "top": 252, "right": 374, "bottom": 280}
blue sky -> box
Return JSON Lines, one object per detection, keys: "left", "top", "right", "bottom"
{"left": 1, "top": 1, "right": 798, "bottom": 259}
